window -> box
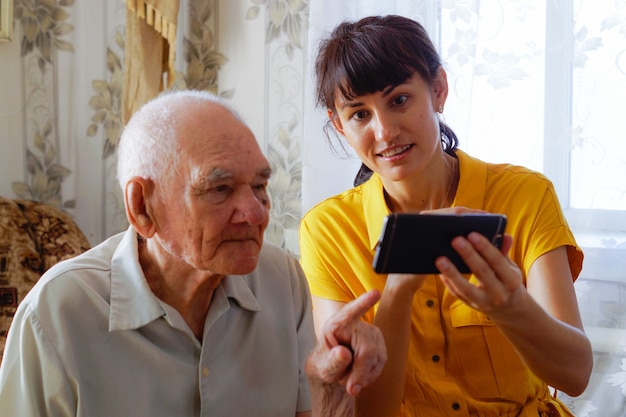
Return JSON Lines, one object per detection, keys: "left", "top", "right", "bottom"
{"left": 440, "top": 1, "right": 626, "bottom": 280}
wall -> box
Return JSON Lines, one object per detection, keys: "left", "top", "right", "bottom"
{"left": 0, "top": 0, "right": 307, "bottom": 256}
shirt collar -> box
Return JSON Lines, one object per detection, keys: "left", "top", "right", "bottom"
{"left": 361, "top": 149, "right": 488, "bottom": 251}
{"left": 362, "top": 174, "right": 391, "bottom": 250}
{"left": 454, "top": 149, "right": 488, "bottom": 209}
{"left": 108, "top": 227, "right": 261, "bottom": 332}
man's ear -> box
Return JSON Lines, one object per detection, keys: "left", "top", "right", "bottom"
{"left": 125, "top": 177, "right": 156, "bottom": 238}
{"left": 432, "top": 67, "right": 449, "bottom": 112}
{"left": 328, "top": 109, "right": 344, "bottom": 135}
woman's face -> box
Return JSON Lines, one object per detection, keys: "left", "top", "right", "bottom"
{"left": 331, "top": 70, "right": 448, "bottom": 183}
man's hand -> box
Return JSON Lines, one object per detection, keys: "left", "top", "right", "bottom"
{"left": 305, "top": 290, "right": 386, "bottom": 397}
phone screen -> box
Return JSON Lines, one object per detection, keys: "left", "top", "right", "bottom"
{"left": 372, "top": 213, "right": 507, "bottom": 274}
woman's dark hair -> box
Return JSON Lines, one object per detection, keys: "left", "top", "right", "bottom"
{"left": 314, "top": 15, "right": 459, "bottom": 186}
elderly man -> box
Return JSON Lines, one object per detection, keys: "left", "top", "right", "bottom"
{"left": 0, "top": 90, "right": 385, "bottom": 417}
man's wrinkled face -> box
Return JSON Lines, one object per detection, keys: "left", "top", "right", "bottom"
{"left": 152, "top": 103, "right": 271, "bottom": 275}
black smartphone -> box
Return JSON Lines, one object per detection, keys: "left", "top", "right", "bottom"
{"left": 372, "top": 213, "right": 507, "bottom": 274}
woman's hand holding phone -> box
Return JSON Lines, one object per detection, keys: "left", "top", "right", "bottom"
{"left": 435, "top": 232, "right": 524, "bottom": 316}
{"left": 372, "top": 209, "right": 507, "bottom": 275}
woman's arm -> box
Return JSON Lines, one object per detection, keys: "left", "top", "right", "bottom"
{"left": 357, "top": 275, "right": 425, "bottom": 417}
{"left": 504, "top": 246, "right": 592, "bottom": 394}
{"left": 306, "top": 291, "right": 387, "bottom": 417}
{"left": 310, "top": 296, "right": 345, "bottom": 339}
{"left": 437, "top": 233, "right": 593, "bottom": 396}
{"left": 311, "top": 276, "right": 425, "bottom": 417}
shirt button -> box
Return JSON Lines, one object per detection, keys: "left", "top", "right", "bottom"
{"left": 426, "top": 299, "right": 435, "bottom": 308}
{"left": 452, "top": 402, "right": 460, "bottom": 410}
{"left": 202, "top": 367, "right": 209, "bottom": 377}
{"left": 431, "top": 354, "right": 440, "bottom": 363}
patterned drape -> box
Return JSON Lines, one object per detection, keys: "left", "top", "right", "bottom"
{"left": 123, "top": 0, "right": 179, "bottom": 123}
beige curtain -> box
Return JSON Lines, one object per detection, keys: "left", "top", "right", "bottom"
{"left": 123, "top": 0, "right": 179, "bottom": 124}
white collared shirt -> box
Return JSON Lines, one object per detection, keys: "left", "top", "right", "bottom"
{"left": 0, "top": 227, "right": 315, "bottom": 416}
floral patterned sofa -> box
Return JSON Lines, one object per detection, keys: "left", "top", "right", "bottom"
{"left": 0, "top": 197, "right": 91, "bottom": 360}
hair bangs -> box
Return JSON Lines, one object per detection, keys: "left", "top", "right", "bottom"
{"left": 319, "top": 24, "right": 417, "bottom": 109}
{"left": 337, "top": 47, "right": 414, "bottom": 101}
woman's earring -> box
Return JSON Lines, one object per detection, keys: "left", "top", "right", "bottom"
{"left": 438, "top": 104, "right": 444, "bottom": 113}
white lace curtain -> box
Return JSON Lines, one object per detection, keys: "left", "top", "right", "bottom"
{"left": 302, "top": 1, "right": 626, "bottom": 416}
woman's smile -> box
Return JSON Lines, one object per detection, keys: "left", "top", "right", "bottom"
{"left": 378, "top": 144, "right": 413, "bottom": 158}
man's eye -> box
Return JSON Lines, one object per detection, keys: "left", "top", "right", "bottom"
{"left": 254, "top": 183, "right": 268, "bottom": 194}
{"left": 214, "top": 185, "right": 232, "bottom": 194}
{"left": 204, "top": 185, "right": 233, "bottom": 204}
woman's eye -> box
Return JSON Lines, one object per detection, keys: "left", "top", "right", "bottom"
{"left": 352, "top": 110, "right": 368, "bottom": 121}
{"left": 391, "top": 95, "right": 408, "bottom": 107}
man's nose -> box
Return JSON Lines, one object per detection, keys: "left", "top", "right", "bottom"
{"left": 231, "top": 188, "right": 268, "bottom": 225}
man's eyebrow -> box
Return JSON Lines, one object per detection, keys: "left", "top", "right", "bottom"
{"left": 204, "top": 167, "right": 272, "bottom": 182}
{"left": 259, "top": 167, "right": 272, "bottom": 179}
{"left": 207, "top": 168, "right": 232, "bottom": 182}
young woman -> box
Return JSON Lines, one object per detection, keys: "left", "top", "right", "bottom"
{"left": 299, "top": 15, "right": 592, "bottom": 417}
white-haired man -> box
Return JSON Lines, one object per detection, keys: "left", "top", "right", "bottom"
{"left": 0, "top": 90, "right": 385, "bottom": 417}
